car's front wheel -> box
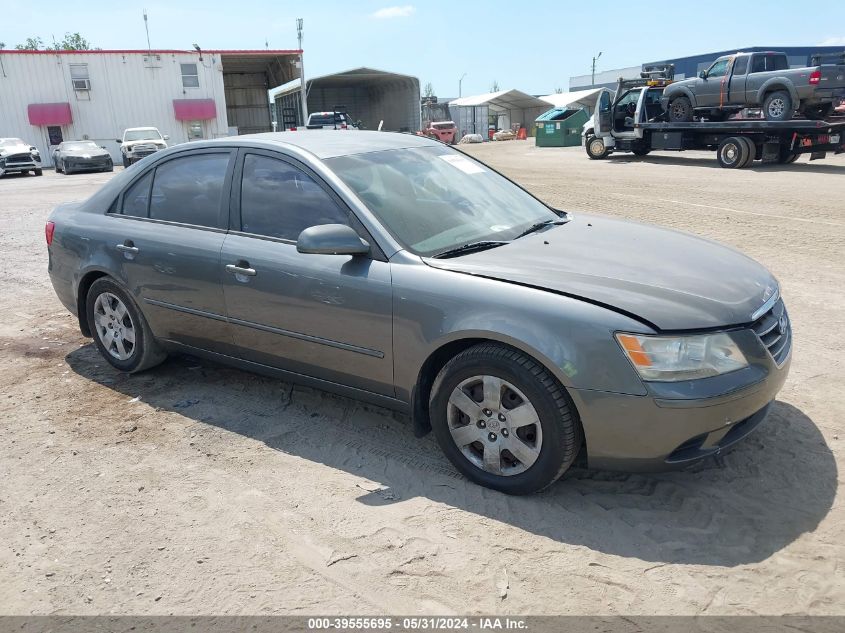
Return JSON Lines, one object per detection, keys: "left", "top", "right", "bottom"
{"left": 86, "top": 278, "right": 167, "bottom": 373}
{"left": 430, "top": 343, "right": 581, "bottom": 495}
{"left": 668, "top": 96, "right": 694, "bottom": 122}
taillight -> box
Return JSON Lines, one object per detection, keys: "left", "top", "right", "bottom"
{"left": 45, "top": 221, "right": 55, "bottom": 246}
{"left": 288, "top": 126, "right": 297, "bottom": 131}
{"left": 810, "top": 70, "right": 821, "bottom": 85}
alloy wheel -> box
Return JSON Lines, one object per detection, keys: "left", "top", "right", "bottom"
{"left": 93, "top": 292, "right": 136, "bottom": 360}
{"left": 447, "top": 375, "right": 543, "bottom": 476}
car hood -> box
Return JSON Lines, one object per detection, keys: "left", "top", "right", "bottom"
{"left": 424, "top": 214, "right": 777, "bottom": 331}
{"left": 0, "top": 142, "right": 33, "bottom": 157}
{"left": 63, "top": 147, "right": 110, "bottom": 157}
{"left": 123, "top": 139, "right": 165, "bottom": 148}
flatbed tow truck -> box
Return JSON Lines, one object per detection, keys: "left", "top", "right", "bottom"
{"left": 583, "top": 69, "right": 845, "bottom": 168}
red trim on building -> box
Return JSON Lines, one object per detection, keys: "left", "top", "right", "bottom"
{"left": 0, "top": 49, "right": 302, "bottom": 55}
{"left": 27, "top": 102, "right": 73, "bottom": 126}
{"left": 173, "top": 99, "right": 217, "bottom": 121}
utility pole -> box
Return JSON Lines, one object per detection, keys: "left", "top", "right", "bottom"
{"left": 297, "top": 18, "right": 308, "bottom": 125}
{"left": 459, "top": 72, "right": 467, "bottom": 97}
{"left": 591, "top": 51, "right": 602, "bottom": 87}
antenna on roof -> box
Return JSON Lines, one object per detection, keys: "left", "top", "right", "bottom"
{"left": 143, "top": 9, "right": 152, "bottom": 56}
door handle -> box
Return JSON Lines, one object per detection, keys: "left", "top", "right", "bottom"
{"left": 116, "top": 241, "right": 139, "bottom": 255}
{"left": 226, "top": 263, "right": 257, "bottom": 277}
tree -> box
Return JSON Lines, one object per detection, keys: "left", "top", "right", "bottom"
{"left": 50, "top": 32, "right": 94, "bottom": 51}
{"left": 423, "top": 82, "right": 435, "bottom": 98}
{"left": 15, "top": 37, "right": 43, "bottom": 50}
{"left": 490, "top": 79, "right": 500, "bottom": 92}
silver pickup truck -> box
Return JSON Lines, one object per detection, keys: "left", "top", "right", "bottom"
{"left": 662, "top": 51, "right": 845, "bottom": 122}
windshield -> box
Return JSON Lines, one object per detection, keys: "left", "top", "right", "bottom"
{"left": 0, "top": 139, "right": 26, "bottom": 147}
{"left": 63, "top": 141, "right": 100, "bottom": 150}
{"left": 124, "top": 129, "right": 162, "bottom": 142}
{"left": 327, "top": 146, "right": 560, "bottom": 257}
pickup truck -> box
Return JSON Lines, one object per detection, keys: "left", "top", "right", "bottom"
{"left": 304, "top": 111, "right": 358, "bottom": 130}
{"left": 662, "top": 51, "right": 845, "bottom": 122}
{"left": 116, "top": 127, "right": 169, "bottom": 167}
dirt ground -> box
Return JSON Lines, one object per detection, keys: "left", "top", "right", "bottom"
{"left": 1, "top": 145, "right": 843, "bottom": 616}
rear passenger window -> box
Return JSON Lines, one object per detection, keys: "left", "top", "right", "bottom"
{"left": 239, "top": 154, "right": 350, "bottom": 241}
{"left": 732, "top": 56, "right": 748, "bottom": 75}
{"left": 148, "top": 153, "right": 229, "bottom": 227}
{"left": 121, "top": 171, "right": 153, "bottom": 217}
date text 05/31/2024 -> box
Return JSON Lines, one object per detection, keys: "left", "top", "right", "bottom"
{"left": 307, "top": 617, "right": 528, "bottom": 630}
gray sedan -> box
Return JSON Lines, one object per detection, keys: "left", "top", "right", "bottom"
{"left": 53, "top": 141, "right": 114, "bottom": 174}
{"left": 46, "top": 131, "right": 791, "bottom": 494}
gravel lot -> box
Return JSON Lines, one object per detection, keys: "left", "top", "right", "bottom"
{"left": 1, "top": 145, "right": 843, "bottom": 615}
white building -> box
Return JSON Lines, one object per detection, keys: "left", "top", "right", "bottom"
{"left": 0, "top": 48, "right": 301, "bottom": 166}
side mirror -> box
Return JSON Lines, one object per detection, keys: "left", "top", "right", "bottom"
{"left": 699, "top": 71, "right": 707, "bottom": 79}
{"left": 163, "top": 135, "right": 170, "bottom": 140}
{"left": 296, "top": 224, "right": 369, "bottom": 256}
{"left": 115, "top": 139, "right": 122, "bottom": 144}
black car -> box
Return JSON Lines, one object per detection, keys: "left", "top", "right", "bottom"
{"left": 53, "top": 141, "right": 114, "bottom": 174}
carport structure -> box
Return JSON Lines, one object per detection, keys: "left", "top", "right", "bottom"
{"left": 539, "top": 88, "right": 604, "bottom": 115}
{"left": 273, "top": 67, "right": 420, "bottom": 132}
{"left": 449, "top": 90, "right": 551, "bottom": 138}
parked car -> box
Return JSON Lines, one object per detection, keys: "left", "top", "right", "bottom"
{"left": 46, "top": 131, "right": 791, "bottom": 494}
{"left": 117, "top": 127, "right": 169, "bottom": 167}
{"left": 0, "top": 137, "right": 42, "bottom": 176}
{"left": 305, "top": 112, "right": 358, "bottom": 130}
{"left": 423, "top": 121, "right": 458, "bottom": 144}
{"left": 662, "top": 51, "right": 845, "bottom": 122}
{"left": 53, "top": 141, "right": 114, "bottom": 174}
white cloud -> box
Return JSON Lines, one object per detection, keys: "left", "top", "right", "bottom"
{"left": 371, "top": 5, "right": 416, "bottom": 19}
{"left": 818, "top": 36, "right": 845, "bottom": 46}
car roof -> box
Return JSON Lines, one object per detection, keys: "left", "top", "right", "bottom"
{"left": 125, "top": 127, "right": 159, "bottom": 131}
{"left": 204, "top": 130, "right": 440, "bottom": 159}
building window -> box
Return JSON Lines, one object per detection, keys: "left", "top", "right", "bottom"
{"left": 70, "top": 64, "right": 90, "bottom": 91}
{"left": 181, "top": 63, "right": 199, "bottom": 88}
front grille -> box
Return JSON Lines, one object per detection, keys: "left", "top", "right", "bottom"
{"left": 751, "top": 298, "right": 791, "bottom": 366}
{"left": 6, "top": 153, "right": 34, "bottom": 164}
{"left": 132, "top": 144, "right": 157, "bottom": 153}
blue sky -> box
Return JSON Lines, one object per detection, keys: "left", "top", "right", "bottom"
{"left": 2, "top": 0, "right": 844, "bottom": 97}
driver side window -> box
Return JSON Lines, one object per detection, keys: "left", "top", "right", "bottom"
{"left": 707, "top": 60, "right": 729, "bottom": 78}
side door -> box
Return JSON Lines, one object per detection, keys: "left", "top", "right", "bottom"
{"left": 727, "top": 54, "right": 749, "bottom": 103}
{"left": 595, "top": 89, "right": 612, "bottom": 136}
{"left": 696, "top": 58, "right": 731, "bottom": 107}
{"left": 106, "top": 149, "right": 236, "bottom": 353}
{"left": 220, "top": 149, "right": 394, "bottom": 396}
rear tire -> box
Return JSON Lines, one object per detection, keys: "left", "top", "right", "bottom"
{"left": 737, "top": 137, "right": 756, "bottom": 168}
{"left": 716, "top": 136, "right": 749, "bottom": 169}
{"left": 585, "top": 135, "right": 610, "bottom": 160}
{"left": 429, "top": 343, "right": 581, "bottom": 495}
{"left": 668, "top": 96, "right": 694, "bottom": 122}
{"left": 763, "top": 90, "right": 793, "bottom": 121}
{"left": 631, "top": 147, "right": 650, "bottom": 156}
{"left": 778, "top": 150, "right": 800, "bottom": 164}
{"left": 801, "top": 103, "right": 833, "bottom": 120}
{"left": 86, "top": 277, "right": 167, "bottom": 373}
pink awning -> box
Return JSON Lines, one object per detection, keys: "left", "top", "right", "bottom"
{"left": 28, "top": 103, "right": 73, "bottom": 126}
{"left": 173, "top": 99, "right": 217, "bottom": 121}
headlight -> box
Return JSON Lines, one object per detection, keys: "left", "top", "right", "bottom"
{"left": 616, "top": 332, "right": 748, "bottom": 382}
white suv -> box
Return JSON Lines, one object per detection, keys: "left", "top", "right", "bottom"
{"left": 117, "top": 127, "right": 169, "bottom": 167}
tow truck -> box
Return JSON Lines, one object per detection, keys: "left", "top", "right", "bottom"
{"left": 583, "top": 66, "right": 845, "bottom": 168}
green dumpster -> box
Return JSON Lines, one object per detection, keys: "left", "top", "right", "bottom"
{"left": 534, "top": 107, "right": 589, "bottom": 147}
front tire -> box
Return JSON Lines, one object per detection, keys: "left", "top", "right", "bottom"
{"left": 429, "top": 343, "right": 581, "bottom": 495}
{"left": 86, "top": 278, "right": 166, "bottom": 373}
{"left": 631, "top": 147, "right": 650, "bottom": 156}
{"left": 763, "top": 90, "right": 793, "bottom": 121}
{"left": 668, "top": 96, "right": 694, "bottom": 122}
{"left": 585, "top": 135, "right": 610, "bottom": 160}
{"left": 122, "top": 154, "right": 130, "bottom": 168}
{"left": 34, "top": 168, "right": 43, "bottom": 176}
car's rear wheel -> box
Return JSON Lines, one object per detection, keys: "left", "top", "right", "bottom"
{"left": 763, "top": 90, "right": 793, "bottom": 121}
{"left": 631, "top": 146, "right": 650, "bottom": 156}
{"left": 668, "top": 96, "right": 694, "bottom": 122}
{"left": 86, "top": 278, "right": 166, "bottom": 373}
{"left": 716, "top": 136, "right": 749, "bottom": 168}
{"left": 429, "top": 343, "right": 581, "bottom": 495}
{"left": 736, "top": 136, "right": 756, "bottom": 168}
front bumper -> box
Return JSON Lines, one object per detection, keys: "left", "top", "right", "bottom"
{"left": 570, "top": 328, "right": 792, "bottom": 471}
{"left": 64, "top": 157, "right": 113, "bottom": 171}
